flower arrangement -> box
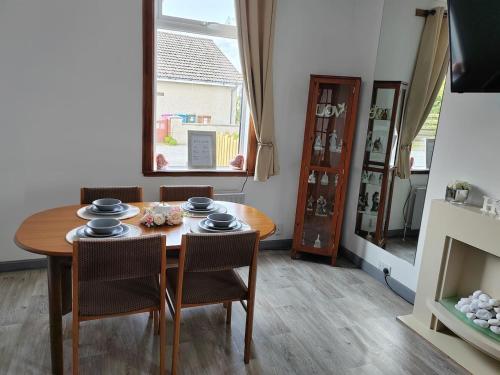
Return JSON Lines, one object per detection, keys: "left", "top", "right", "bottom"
{"left": 140, "top": 205, "right": 183, "bottom": 227}
{"left": 447, "top": 181, "right": 471, "bottom": 191}
{"left": 446, "top": 180, "right": 471, "bottom": 203}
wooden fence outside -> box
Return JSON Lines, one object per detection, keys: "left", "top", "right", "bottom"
{"left": 216, "top": 133, "right": 239, "bottom": 166}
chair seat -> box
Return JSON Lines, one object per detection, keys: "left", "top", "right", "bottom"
{"left": 166, "top": 268, "right": 248, "bottom": 305}
{"left": 79, "top": 276, "right": 160, "bottom": 316}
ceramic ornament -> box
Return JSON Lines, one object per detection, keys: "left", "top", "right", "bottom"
{"left": 313, "top": 234, "right": 321, "bottom": 248}
{"left": 315, "top": 196, "right": 328, "bottom": 216}
{"left": 229, "top": 154, "right": 244, "bottom": 170}
{"left": 334, "top": 174, "right": 339, "bottom": 186}
{"left": 329, "top": 130, "right": 338, "bottom": 152}
{"left": 313, "top": 135, "right": 323, "bottom": 151}
{"left": 156, "top": 154, "right": 168, "bottom": 170}
{"left": 306, "top": 196, "right": 314, "bottom": 213}
{"left": 320, "top": 172, "right": 329, "bottom": 185}
{"left": 361, "top": 170, "right": 369, "bottom": 183}
{"left": 308, "top": 171, "right": 316, "bottom": 184}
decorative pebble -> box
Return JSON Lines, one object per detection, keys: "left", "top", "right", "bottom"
{"left": 454, "top": 304, "right": 461, "bottom": 310}
{"left": 469, "top": 300, "right": 480, "bottom": 312}
{"left": 487, "top": 319, "right": 500, "bottom": 326}
{"left": 490, "top": 299, "right": 500, "bottom": 307}
{"left": 476, "top": 309, "right": 493, "bottom": 320}
{"left": 497, "top": 313, "right": 500, "bottom": 320}
{"left": 479, "top": 294, "right": 491, "bottom": 302}
{"left": 466, "top": 312, "right": 476, "bottom": 320}
{"left": 495, "top": 307, "right": 500, "bottom": 313}
{"left": 473, "top": 319, "right": 489, "bottom": 328}
{"left": 472, "top": 290, "right": 483, "bottom": 298}
{"left": 491, "top": 326, "right": 500, "bottom": 334}
{"left": 460, "top": 304, "right": 472, "bottom": 313}
{"left": 458, "top": 297, "right": 472, "bottom": 306}
{"left": 478, "top": 301, "right": 493, "bottom": 310}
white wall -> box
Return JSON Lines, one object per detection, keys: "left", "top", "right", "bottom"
{"left": 0, "top": 0, "right": 384, "bottom": 262}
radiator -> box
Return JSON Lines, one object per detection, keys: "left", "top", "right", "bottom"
{"left": 410, "top": 186, "right": 427, "bottom": 230}
{"left": 214, "top": 192, "right": 246, "bottom": 204}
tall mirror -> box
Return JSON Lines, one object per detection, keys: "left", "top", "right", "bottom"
{"left": 355, "top": 0, "right": 448, "bottom": 264}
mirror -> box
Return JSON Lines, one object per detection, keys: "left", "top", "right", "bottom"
{"left": 355, "top": 0, "right": 447, "bottom": 264}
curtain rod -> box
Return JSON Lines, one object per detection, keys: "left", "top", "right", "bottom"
{"left": 415, "top": 8, "right": 448, "bottom": 18}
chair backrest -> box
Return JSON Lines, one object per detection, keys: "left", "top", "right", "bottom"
{"left": 80, "top": 186, "right": 143, "bottom": 204}
{"left": 181, "top": 231, "right": 259, "bottom": 273}
{"left": 159, "top": 185, "right": 213, "bottom": 202}
{"left": 74, "top": 235, "right": 164, "bottom": 283}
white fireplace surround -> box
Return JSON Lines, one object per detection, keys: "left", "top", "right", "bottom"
{"left": 400, "top": 200, "right": 500, "bottom": 374}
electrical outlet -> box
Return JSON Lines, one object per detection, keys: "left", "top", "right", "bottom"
{"left": 378, "top": 262, "right": 391, "bottom": 275}
{"left": 275, "top": 223, "right": 282, "bottom": 236}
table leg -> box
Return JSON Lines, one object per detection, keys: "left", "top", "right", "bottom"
{"left": 47, "top": 256, "right": 63, "bottom": 375}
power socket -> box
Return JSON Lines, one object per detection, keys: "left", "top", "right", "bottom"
{"left": 274, "top": 223, "right": 282, "bottom": 236}
{"left": 378, "top": 261, "right": 391, "bottom": 276}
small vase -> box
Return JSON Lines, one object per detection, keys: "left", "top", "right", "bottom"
{"left": 453, "top": 189, "right": 469, "bottom": 204}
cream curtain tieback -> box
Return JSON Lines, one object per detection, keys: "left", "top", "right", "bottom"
{"left": 258, "top": 142, "right": 274, "bottom": 147}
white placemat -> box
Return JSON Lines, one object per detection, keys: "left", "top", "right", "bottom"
{"left": 65, "top": 224, "right": 142, "bottom": 244}
{"left": 77, "top": 205, "right": 141, "bottom": 220}
{"left": 190, "top": 221, "right": 251, "bottom": 234}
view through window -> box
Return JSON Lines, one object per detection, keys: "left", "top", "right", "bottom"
{"left": 410, "top": 80, "right": 445, "bottom": 170}
{"left": 155, "top": 0, "right": 248, "bottom": 171}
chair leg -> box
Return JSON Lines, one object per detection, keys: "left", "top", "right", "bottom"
{"left": 244, "top": 299, "right": 255, "bottom": 364}
{"left": 226, "top": 302, "right": 232, "bottom": 325}
{"left": 159, "top": 308, "right": 166, "bottom": 375}
{"left": 72, "top": 319, "right": 79, "bottom": 375}
{"left": 171, "top": 309, "right": 182, "bottom": 375}
{"left": 153, "top": 310, "right": 159, "bottom": 335}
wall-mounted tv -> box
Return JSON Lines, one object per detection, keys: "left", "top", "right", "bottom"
{"left": 448, "top": 0, "right": 500, "bottom": 92}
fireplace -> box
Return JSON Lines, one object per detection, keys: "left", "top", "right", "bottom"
{"left": 399, "top": 200, "right": 500, "bottom": 374}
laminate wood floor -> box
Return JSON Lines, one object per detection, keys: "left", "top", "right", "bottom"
{"left": 0, "top": 251, "right": 467, "bottom": 374}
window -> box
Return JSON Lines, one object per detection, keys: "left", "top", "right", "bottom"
{"left": 143, "top": 0, "right": 254, "bottom": 176}
{"left": 410, "top": 80, "right": 445, "bottom": 171}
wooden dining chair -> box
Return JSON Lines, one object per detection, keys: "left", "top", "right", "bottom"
{"left": 159, "top": 185, "right": 213, "bottom": 202}
{"left": 166, "top": 231, "right": 260, "bottom": 374}
{"left": 80, "top": 186, "right": 144, "bottom": 204}
{"left": 72, "top": 235, "right": 167, "bottom": 374}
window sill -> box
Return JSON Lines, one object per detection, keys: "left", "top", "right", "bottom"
{"left": 143, "top": 169, "right": 251, "bottom": 177}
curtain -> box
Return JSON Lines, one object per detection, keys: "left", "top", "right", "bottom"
{"left": 396, "top": 7, "right": 449, "bottom": 179}
{"left": 236, "top": 0, "right": 279, "bottom": 181}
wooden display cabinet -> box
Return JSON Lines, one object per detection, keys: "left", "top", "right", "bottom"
{"left": 291, "top": 75, "right": 361, "bottom": 265}
{"left": 355, "top": 81, "right": 408, "bottom": 247}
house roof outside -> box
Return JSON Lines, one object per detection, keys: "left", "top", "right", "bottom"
{"left": 156, "top": 30, "right": 243, "bottom": 86}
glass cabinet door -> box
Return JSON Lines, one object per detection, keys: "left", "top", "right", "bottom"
{"left": 300, "top": 170, "right": 340, "bottom": 252}
{"left": 310, "top": 83, "right": 353, "bottom": 169}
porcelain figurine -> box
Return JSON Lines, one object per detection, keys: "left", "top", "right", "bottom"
{"left": 365, "top": 131, "right": 373, "bottom": 152}
{"left": 336, "top": 139, "right": 343, "bottom": 152}
{"left": 313, "top": 135, "right": 323, "bottom": 151}
{"left": 315, "top": 195, "right": 328, "bottom": 216}
{"left": 334, "top": 174, "right": 339, "bottom": 186}
{"left": 329, "top": 130, "right": 338, "bottom": 152}
{"left": 308, "top": 171, "right": 316, "bottom": 184}
{"left": 361, "top": 170, "right": 369, "bottom": 183}
{"left": 378, "top": 173, "right": 383, "bottom": 186}
{"left": 306, "top": 195, "right": 314, "bottom": 213}
{"left": 371, "top": 191, "right": 380, "bottom": 212}
{"left": 329, "top": 201, "right": 335, "bottom": 216}
{"left": 313, "top": 234, "right": 321, "bottom": 248}
{"left": 369, "top": 172, "right": 377, "bottom": 185}
{"left": 320, "top": 172, "right": 329, "bottom": 185}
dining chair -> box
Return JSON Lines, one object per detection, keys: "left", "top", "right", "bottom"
{"left": 80, "top": 186, "right": 144, "bottom": 204}
{"left": 166, "top": 231, "right": 260, "bottom": 374}
{"left": 159, "top": 185, "right": 213, "bottom": 202}
{"left": 72, "top": 235, "right": 167, "bottom": 375}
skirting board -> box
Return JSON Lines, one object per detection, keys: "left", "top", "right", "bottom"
{"left": 0, "top": 258, "right": 47, "bottom": 273}
{"left": 339, "top": 246, "right": 416, "bottom": 304}
{"left": 0, "top": 239, "right": 293, "bottom": 273}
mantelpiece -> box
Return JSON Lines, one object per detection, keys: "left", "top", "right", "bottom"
{"left": 399, "top": 200, "right": 500, "bottom": 374}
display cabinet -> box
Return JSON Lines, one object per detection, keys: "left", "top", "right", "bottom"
{"left": 292, "top": 75, "right": 361, "bottom": 265}
{"left": 355, "top": 81, "right": 408, "bottom": 246}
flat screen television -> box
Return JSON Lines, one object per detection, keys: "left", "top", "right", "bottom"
{"left": 448, "top": 0, "right": 500, "bottom": 92}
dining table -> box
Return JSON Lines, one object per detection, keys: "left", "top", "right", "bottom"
{"left": 14, "top": 201, "right": 276, "bottom": 375}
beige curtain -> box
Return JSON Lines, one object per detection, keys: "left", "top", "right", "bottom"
{"left": 396, "top": 7, "right": 449, "bottom": 179}
{"left": 236, "top": 0, "right": 279, "bottom": 181}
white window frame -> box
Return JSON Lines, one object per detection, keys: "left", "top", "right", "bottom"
{"left": 155, "top": 0, "right": 250, "bottom": 169}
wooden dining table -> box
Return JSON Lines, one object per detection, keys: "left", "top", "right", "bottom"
{"left": 14, "top": 201, "right": 275, "bottom": 375}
